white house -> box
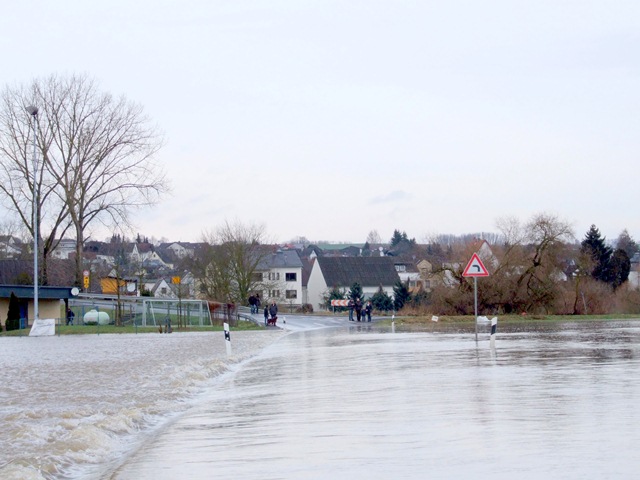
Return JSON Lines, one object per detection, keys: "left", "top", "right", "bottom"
{"left": 394, "top": 261, "right": 421, "bottom": 290}
{"left": 256, "top": 249, "right": 303, "bottom": 306}
{"left": 307, "top": 256, "right": 400, "bottom": 311}
{"left": 143, "top": 278, "right": 175, "bottom": 298}
{"left": 51, "top": 238, "right": 77, "bottom": 260}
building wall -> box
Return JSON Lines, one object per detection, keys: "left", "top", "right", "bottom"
{"left": 307, "top": 262, "right": 328, "bottom": 311}
{"left": 262, "top": 266, "right": 303, "bottom": 305}
{"left": 0, "top": 299, "right": 64, "bottom": 327}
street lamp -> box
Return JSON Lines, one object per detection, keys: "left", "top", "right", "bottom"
{"left": 26, "top": 105, "right": 38, "bottom": 322}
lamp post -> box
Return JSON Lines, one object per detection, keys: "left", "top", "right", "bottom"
{"left": 26, "top": 105, "right": 39, "bottom": 322}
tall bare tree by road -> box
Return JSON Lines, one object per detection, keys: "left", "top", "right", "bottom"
{"left": 0, "top": 78, "right": 72, "bottom": 285}
{"left": 0, "top": 74, "right": 168, "bottom": 287}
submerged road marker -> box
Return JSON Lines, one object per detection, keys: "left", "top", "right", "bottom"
{"left": 490, "top": 317, "right": 498, "bottom": 349}
{"left": 223, "top": 322, "right": 231, "bottom": 356}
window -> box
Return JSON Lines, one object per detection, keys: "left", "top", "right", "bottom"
{"left": 286, "top": 290, "right": 297, "bottom": 299}
{"left": 269, "top": 289, "right": 280, "bottom": 298}
{"left": 268, "top": 272, "right": 280, "bottom": 281}
{"left": 251, "top": 272, "right": 262, "bottom": 282}
{"left": 285, "top": 272, "right": 297, "bottom": 282}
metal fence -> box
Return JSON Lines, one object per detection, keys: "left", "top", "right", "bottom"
{"left": 70, "top": 294, "right": 212, "bottom": 327}
{"left": 68, "top": 294, "right": 262, "bottom": 328}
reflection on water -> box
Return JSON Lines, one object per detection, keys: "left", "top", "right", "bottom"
{"left": 113, "top": 320, "right": 640, "bottom": 480}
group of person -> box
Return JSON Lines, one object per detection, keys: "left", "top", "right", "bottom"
{"left": 248, "top": 293, "right": 261, "bottom": 314}
{"left": 248, "top": 294, "right": 278, "bottom": 325}
{"left": 250, "top": 294, "right": 374, "bottom": 324}
{"left": 263, "top": 300, "right": 278, "bottom": 325}
{"left": 348, "top": 297, "right": 372, "bottom": 322}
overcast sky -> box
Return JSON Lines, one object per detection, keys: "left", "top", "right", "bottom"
{"left": 2, "top": 1, "right": 638, "bottom": 245}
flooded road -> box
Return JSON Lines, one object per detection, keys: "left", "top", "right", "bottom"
{"left": 112, "top": 319, "right": 640, "bottom": 479}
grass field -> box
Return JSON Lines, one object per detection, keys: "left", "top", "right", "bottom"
{"left": 0, "top": 319, "right": 262, "bottom": 336}
{"left": 382, "top": 313, "right": 640, "bottom": 326}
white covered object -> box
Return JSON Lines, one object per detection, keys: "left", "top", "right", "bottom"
{"left": 29, "top": 318, "right": 56, "bottom": 336}
{"left": 83, "top": 309, "right": 110, "bottom": 325}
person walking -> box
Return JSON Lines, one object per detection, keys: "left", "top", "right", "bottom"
{"left": 355, "top": 297, "right": 363, "bottom": 322}
{"left": 66, "top": 307, "right": 75, "bottom": 325}
{"left": 348, "top": 298, "right": 354, "bottom": 321}
{"left": 269, "top": 300, "right": 278, "bottom": 321}
{"left": 365, "top": 300, "right": 372, "bottom": 322}
{"left": 263, "top": 304, "right": 269, "bottom": 326}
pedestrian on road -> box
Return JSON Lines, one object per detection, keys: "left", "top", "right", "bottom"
{"left": 269, "top": 300, "right": 278, "bottom": 320}
{"left": 348, "top": 298, "right": 354, "bottom": 321}
{"left": 263, "top": 304, "right": 269, "bottom": 326}
{"left": 355, "top": 297, "right": 363, "bottom": 322}
{"left": 365, "top": 301, "right": 372, "bottom": 322}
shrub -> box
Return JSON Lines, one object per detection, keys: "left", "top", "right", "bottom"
{"left": 5, "top": 292, "right": 21, "bottom": 331}
{"left": 371, "top": 286, "right": 394, "bottom": 312}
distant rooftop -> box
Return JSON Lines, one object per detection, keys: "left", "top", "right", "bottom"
{"left": 315, "top": 243, "right": 365, "bottom": 251}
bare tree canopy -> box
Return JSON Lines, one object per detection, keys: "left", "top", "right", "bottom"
{"left": 189, "top": 221, "right": 272, "bottom": 304}
{"left": 366, "top": 229, "right": 382, "bottom": 245}
{"left": 0, "top": 74, "right": 169, "bottom": 286}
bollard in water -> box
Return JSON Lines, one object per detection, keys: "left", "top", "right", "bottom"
{"left": 223, "top": 322, "right": 232, "bottom": 356}
{"left": 391, "top": 314, "right": 395, "bottom": 334}
{"left": 490, "top": 317, "right": 498, "bottom": 349}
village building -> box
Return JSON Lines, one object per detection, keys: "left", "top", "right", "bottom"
{"left": 307, "top": 256, "right": 400, "bottom": 311}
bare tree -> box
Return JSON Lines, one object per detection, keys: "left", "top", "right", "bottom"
{"left": 190, "top": 221, "right": 272, "bottom": 304}
{"left": 494, "top": 212, "right": 575, "bottom": 313}
{"left": 0, "top": 74, "right": 168, "bottom": 288}
{"left": 0, "top": 81, "right": 72, "bottom": 285}
{"left": 366, "top": 229, "right": 382, "bottom": 245}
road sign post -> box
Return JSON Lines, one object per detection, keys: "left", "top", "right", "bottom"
{"left": 462, "top": 253, "right": 490, "bottom": 342}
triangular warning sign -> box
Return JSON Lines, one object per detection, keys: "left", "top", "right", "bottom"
{"left": 462, "top": 253, "right": 489, "bottom": 277}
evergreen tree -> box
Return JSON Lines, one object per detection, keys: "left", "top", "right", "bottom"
{"left": 348, "top": 282, "right": 363, "bottom": 301}
{"left": 609, "top": 249, "right": 631, "bottom": 290}
{"left": 5, "top": 292, "right": 21, "bottom": 331}
{"left": 392, "top": 279, "right": 411, "bottom": 311}
{"left": 390, "top": 229, "right": 404, "bottom": 247}
{"left": 581, "top": 225, "right": 613, "bottom": 283}
{"left": 371, "top": 286, "right": 394, "bottom": 311}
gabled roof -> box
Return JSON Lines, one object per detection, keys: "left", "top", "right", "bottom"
{"left": 300, "top": 257, "right": 314, "bottom": 287}
{"left": 394, "top": 260, "right": 420, "bottom": 273}
{"left": 316, "top": 256, "right": 400, "bottom": 288}
{"left": 0, "top": 259, "right": 76, "bottom": 286}
{"left": 258, "top": 250, "right": 303, "bottom": 269}
{"left": 0, "top": 235, "right": 22, "bottom": 245}
{"left": 301, "top": 244, "right": 324, "bottom": 259}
